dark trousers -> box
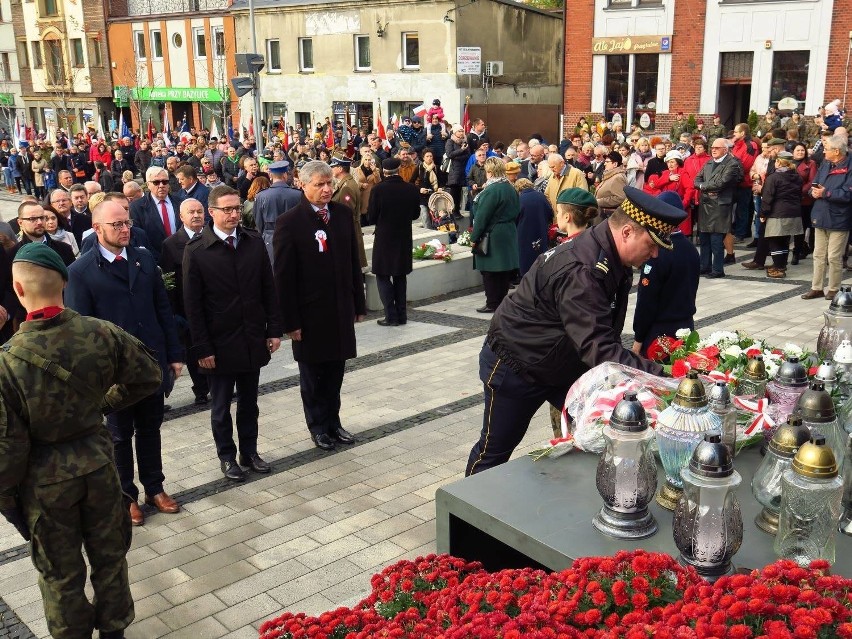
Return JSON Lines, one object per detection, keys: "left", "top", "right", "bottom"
{"left": 466, "top": 344, "right": 569, "bottom": 476}
{"left": 376, "top": 274, "right": 407, "bottom": 323}
{"left": 481, "top": 270, "right": 514, "bottom": 309}
{"left": 794, "top": 204, "right": 813, "bottom": 256}
{"left": 446, "top": 184, "right": 463, "bottom": 216}
{"left": 767, "top": 235, "right": 791, "bottom": 268}
{"left": 733, "top": 186, "right": 753, "bottom": 238}
{"left": 207, "top": 371, "right": 260, "bottom": 461}
{"left": 699, "top": 232, "right": 726, "bottom": 275}
{"left": 106, "top": 391, "right": 165, "bottom": 501}
{"left": 182, "top": 331, "right": 209, "bottom": 399}
{"left": 298, "top": 360, "right": 346, "bottom": 437}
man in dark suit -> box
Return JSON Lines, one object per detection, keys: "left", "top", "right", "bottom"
{"left": 68, "top": 184, "right": 93, "bottom": 246}
{"left": 129, "top": 166, "right": 182, "bottom": 262}
{"left": 367, "top": 158, "right": 421, "bottom": 326}
{"left": 65, "top": 199, "right": 184, "bottom": 527}
{"left": 12, "top": 200, "right": 75, "bottom": 266}
{"left": 183, "top": 185, "right": 283, "bottom": 481}
{"left": 273, "top": 160, "right": 367, "bottom": 452}
{"left": 160, "top": 198, "right": 209, "bottom": 405}
{"left": 175, "top": 164, "right": 209, "bottom": 217}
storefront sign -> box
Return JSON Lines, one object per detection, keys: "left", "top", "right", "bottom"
{"left": 457, "top": 47, "right": 481, "bottom": 75}
{"left": 113, "top": 86, "right": 227, "bottom": 104}
{"left": 592, "top": 35, "right": 672, "bottom": 55}
{"left": 777, "top": 96, "right": 800, "bottom": 111}
{"left": 0, "top": 93, "right": 14, "bottom": 106}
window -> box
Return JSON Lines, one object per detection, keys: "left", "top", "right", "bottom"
{"left": 354, "top": 35, "right": 370, "bottom": 71}
{"left": 70, "top": 38, "right": 84, "bottom": 67}
{"left": 298, "top": 37, "right": 313, "bottom": 72}
{"left": 267, "top": 39, "right": 280, "bottom": 72}
{"left": 88, "top": 37, "right": 102, "bottom": 67}
{"left": 633, "top": 54, "right": 658, "bottom": 130}
{"left": 605, "top": 54, "right": 629, "bottom": 125}
{"left": 172, "top": 32, "right": 183, "bottom": 48}
{"left": 31, "top": 41, "right": 42, "bottom": 68}
{"left": 212, "top": 26, "right": 224, "bottom": 59}
{"left": 133, "top": 30, "right": 146, "bottom": 60}
{"left": 604, "top": 53, "right": 658, "bottom": 131}
{"left": 16, "top": 41, "right": 27, "bottom": 69}
{"left": 193, "top": 27, "right": 206, "bottom": 59}
{"left": 770, "top": 51, "right": 809, "bottom": 110}
{"left": 0, "top": 53, "right": 9, "bottom": 81}
{"left": 402, "top": 32, "right": 419, "bottom": 69}
{"left": 38, "top": 0, "right": 57, "bottom": 17}
{"left": 45, "top": 39, "right": 62, "bottom": 85}
{"left": 149, "top": 29, "right": 162, "bottom": 60}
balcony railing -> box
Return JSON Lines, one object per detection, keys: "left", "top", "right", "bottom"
{"left": 112, "top": 0, "right": 229, "bottom": 17}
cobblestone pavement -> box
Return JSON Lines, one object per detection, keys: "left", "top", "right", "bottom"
{"left": 0, "top": 218, "right": 844, "bottom": 636}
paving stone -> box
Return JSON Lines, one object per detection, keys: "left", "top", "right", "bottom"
{"left": 246, "top": 536, "right": 322, "bottom": 571}
{"left": 214, "top": 592, "right": 281, "bottom": 631}
{"left": 353, "top": 512, "right": 424, "bottom": 545}
{"left": 132, "top": 593, "right": 173, "bottom": 622}
{"left": 131, "top": 567, "right": 192, "bottom": 600}
{"left": 197, "top": 522, "right": 273, "bottom": 554}
{"left": 215, "top": 559, "right": 312, "bottom": 606}
{"left": 125, "top": 615, "right": 172, "bottom": 639}
{"left": 160, "top": 615, "right": 229, "bottom": 639}
{"left": 158, "top": 592, "right": 228, "bottom": 631}
{"left": 267, "top": 558, "right": 362, "bottom": 606}
{"left": 180, "top": 543, "right": 256, "bottom": 579}
{"left": 346, "top": 540, "right": 408, "bottom": 570}
{"left": 160, "top": 560, "right": 259, "bottom": 606}
{"left": 129, "top": 545, "right": 207, "bottom": 582}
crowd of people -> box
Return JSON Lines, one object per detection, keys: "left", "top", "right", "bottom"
{"left": 0, "top": 97, "right": 850, "bottom": 637}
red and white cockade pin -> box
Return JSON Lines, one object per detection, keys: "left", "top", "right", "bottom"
{"left": 315, "top": 229, "right": 328, "bottom": 252}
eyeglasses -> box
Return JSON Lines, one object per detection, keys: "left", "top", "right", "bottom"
{"left": 100, "top": 220, "right": 134, "bottom": 230}
{"left": 210, "top": 205, "right": 243, "bottom": 215}
{"left": 149, "top": 179, "right": 169, "bottom": 186}
{"left": 19, "top": 215, "right": 46, "bottom": 223}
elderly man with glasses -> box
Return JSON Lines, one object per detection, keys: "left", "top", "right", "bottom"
{"left": 129, "top": 167, "right": 183, "bottom": 262}
{"left": 802, "top": 134, "right": 852, "bottom": 300}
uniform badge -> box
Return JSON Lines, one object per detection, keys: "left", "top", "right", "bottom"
{"left": 314, "top": 230, "right": 328, "bottom": 252}
{"left": 643, "top": 264, "right": 652, "bottom": 274}
{"left": 641, "top": 277, "right": 650, "bottom": 286}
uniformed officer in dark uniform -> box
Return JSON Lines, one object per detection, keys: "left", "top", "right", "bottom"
{"left": 466, "top": 186, "right": 686, "bottom": 475}
{"left": 252, "top": 160, "right": 303, "bottom": 264}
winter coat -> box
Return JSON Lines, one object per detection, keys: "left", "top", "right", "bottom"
{"left": 367, "top": 175, "right": 421, "bottom": 276}
{"left": 682, "top": 152, "right": 710, "bottom": 207}
{"left": 731, "top": 138, "right": 759, "bottom": 187}
{"left": 761, "top": 168, "right": 802, "bottom": 220}
{"left": 694, "top": 154, "right": 744, "bottom": 234}
{"left": 31, "top": 158, "right": 47, "bottom": 187}
{"left": 516, "top": 187, "right": 552, "bottom": 276}
{"left": 795, "top": 159, "right": 817, "bottom": 205}
{"left": 595, "top": 166, "right": 627, "bottom": 211}
{"left": 470, "top": 180, "right": 520, "bottom": 273}
{"left": 444, "top": 139, "right": 470, "bottom": 186}
{"left": 810, "top": 154, "right": 852, "bottom": 231}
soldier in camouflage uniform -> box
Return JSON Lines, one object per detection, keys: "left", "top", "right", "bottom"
{"left": 331, "top": 152, "right": 367, "bottom": 270}
{"left": 0, "top": 243, "right": 162, "bottom": 639}
{"left": 705, "top": 114, "right": 727, "bottom": 146}
{"left": 670, "top": 112, "right": 691, "bottom": 141}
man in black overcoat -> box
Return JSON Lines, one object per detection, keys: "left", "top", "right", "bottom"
{"left": 272, "top": 160, "right": 367, "bottom": 452}
{"left": 367, "top": 158, "right": 421, "bottom": 326}
{"left": 183, "top": 185, "right": 283, "bottom": 481}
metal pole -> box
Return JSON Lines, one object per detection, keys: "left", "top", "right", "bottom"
{"left": 249, "top": 0, "right": 263, "bottom": 144}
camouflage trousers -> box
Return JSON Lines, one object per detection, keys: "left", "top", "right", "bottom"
{"left": 21, "top": 463, "right": 134, "bottom": 639}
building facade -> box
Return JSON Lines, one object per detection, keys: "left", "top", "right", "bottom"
{"left": 11, "top": 0, "right": 113, "bottom": 136}
{"left": 564, "top": 0, "right": 844, "bottom": 136}
{"left": 106, "top": 0, "right": 239, "bottom": 135}
{"left": 230, "top": 0, "right": 563, "bottom": 144}
{"left": 0, "top": 0, "right": 23, "bottom": 134}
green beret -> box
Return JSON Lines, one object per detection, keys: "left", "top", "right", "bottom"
{"left": 13, "top": 242, "right": 68, "bottom": 281}
{"left": 556, "top": 188, "right": 598, "bottom": 209}
{"left": 766, "top": 138, "right": 786, "bottom": 146}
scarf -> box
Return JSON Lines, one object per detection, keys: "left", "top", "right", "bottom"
{"left": 474, "top": 176, "right": 508, "bottom": 203}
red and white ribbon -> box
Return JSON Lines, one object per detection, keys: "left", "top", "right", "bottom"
{"left": 705, "top": 369, "right": 737, "bottom": 384}
{"left": 733, "top": 396, "right": 775, "bottom": 435}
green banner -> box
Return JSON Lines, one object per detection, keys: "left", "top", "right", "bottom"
{"left": 0, "top": 93, "right": 15, "bottom": 106}
{"left": 113, "top": 86, "right": 227, "bottom": 105}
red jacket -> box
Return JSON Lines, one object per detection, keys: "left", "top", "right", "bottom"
{"left": 89, "top": 146, "right": 112, "bottom": 166}
{"left": 795, "top": 159, "right": 817, "bottom": 205}
{"left": 682, "top": 152, "right": 710, "bottom": 206}
{"left": 731, "top": 138, "right": 760, "bottom": 187}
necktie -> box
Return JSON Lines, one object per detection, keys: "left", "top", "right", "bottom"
{"left": 317, "top": 208, "right": 329, "bottom": 224}
{"left": 226, "top": 236, "right": 235, "bottom": 250}
{"left": 160, "top": 199, "right": 172, "bottom": 235}
{"left": 114, "top": 255, "right": 124, "bottom": 262}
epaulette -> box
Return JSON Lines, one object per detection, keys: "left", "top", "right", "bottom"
{"left": 594, "top": 250, "right": 610, "bottom": 275}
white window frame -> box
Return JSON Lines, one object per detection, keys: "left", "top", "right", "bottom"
{"left": 401, "top": 31, "right": 419, "bottom": 70}
{"left": 133, "top": 30, "right": 146, "bottom": 61}
{"left": 266, "top": 38, "right": 281, "bottom": 72}
{"left": 150, "top": 29, "right": 163, "bottom": 60}
{"left": 298, "top": 37, "right": 313, "bottom": 72}
{"left": 70, "top": 38, "right": 85, "bottom": 68}
{"left": 354, "top": 34, "right": 370, "bottom": 71}
{"left": 212, "top": 26, "right": 224, "bottom": 60}
{"left": 193, "top": 27, "right": 206, "bottom": 60}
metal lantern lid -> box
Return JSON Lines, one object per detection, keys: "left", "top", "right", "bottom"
{"left": 834, "top": 340, "right": 852, "bottom": 365}
{"left": 742, "top": 355, "right": 767, "bottom": 381}
{"left": 774, "top": 357, "right": 809, "bottom": 387}
{"left": 828, "top": 285, "right": 852, "bottom": 314}
{"left": 797, "top": 381, "right": 837, "bottom": 423}
{"left": 815, "top": 360, "right": 836, "bottom": 383}
{"left": 688, "top": 431, "right": 734, "bottom": 478}
{"left": 707, "top": 380, "right": 731, "bottom": 408}
{"left": 792, "top": 434, "right": 839, "bottom": 479}
{"left": 673, "top": 370, "right": 707, "bottom": 408}
{"left": 768, "top": 413, "right": 812, "bottom": 457}
{"left": 609, "top": 391, "right": 649, "bottom": 433}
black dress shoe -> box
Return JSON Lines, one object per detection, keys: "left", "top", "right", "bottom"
{"left": 791, "top": 255, "right": 799, "bottom": 266}
{"left": 221, "top": 459, "right": 246, "bottom": 481}
{"left": 99, "top": 631, "right": 125, "bottom": 639}
{"left": 332, "top": 427, "right": 356, "bottom": 444}
{"left": 745, "top": 240, "right": 758, "bottom": 249}
{"left": 476, "top": 306, "right": 496, "bottom": 313}
{"left": 194, "top": 394, "right": 209, "bottom": 405}
{"left": 723, "top": 254, "right": 736, "bottom": 265}
{"left": 312, "top": 433, "right": 336, "bottom": 451}
{"left": 239, "top": 453, "right": 271, "bottom": 473}
{"left": 706, "top": 272, "right": 725, "bottom": 279}
{"left": 699, "top": 269, "right": 710, "bottom": 275}
{"left": 377, "top": 318, "right": 399, "bottom": 327}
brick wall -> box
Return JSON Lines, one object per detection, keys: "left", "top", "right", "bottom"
{"left": 10, "top": 1, "right": 33, "bottom": 96}
{"left": 563, "top": 0, "right": 595, "bottom": 137}
{"left": 823, "top": 10, "right": 852, "bottom": 105}
{"left": 669, "top": 0, "right": 705, "bottom": 115}
{"left": 81, "top": 0, "right": 113, "bottom": 99}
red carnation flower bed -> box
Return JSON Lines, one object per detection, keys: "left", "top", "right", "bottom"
{"left": 258, "top": 551, "right": 852, "bottom": 639}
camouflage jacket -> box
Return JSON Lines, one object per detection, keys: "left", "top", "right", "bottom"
{"left": 670, "top": 121, "right": 691, "bottom": 140}
{"left": 705, "top": 124, "right": 727, "bottom": 144}
{"left": 0, "top": 309, "right": 161, "bottom": 510}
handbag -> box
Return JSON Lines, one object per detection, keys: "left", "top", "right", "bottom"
{"left": 440, "top": 156, "right": 451, "bottom": 173}
{"left": 471, "top": 232, "right": 490, "bottom": 256}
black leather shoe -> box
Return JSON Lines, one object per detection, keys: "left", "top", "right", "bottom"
{"left": 377, "top": 319, "right": 399, "bottom": 327}
{"left": 221, "top": 459, "right": 246, "bottom": 481}
{"left": 312, "top": 433, "right": 336, "bottom": 451}
{"left": 706, "top": 272, "right": 725, "bottom": 279}
{"left": 791, "top": 255, "right": 799, "bottom": 265}
{"left": 476, "top": 306, "right": 496, "bottom": 313}
{"left": 745, "top": 240, "right": 758, "bottom": 249}
{"left": 99, "top": 631, "right": 125, "bottom": 639}
{"left": 723, "top": 254, "right": 736, "bottom": 265}
{"left": 332, "top": 427, "right": 356, "bottom": 444}
{"left": 194, "top": 394, "right": 209, "bottom": 405}
{"left": 239, "top": 453, "right": 271, "bottom": 473}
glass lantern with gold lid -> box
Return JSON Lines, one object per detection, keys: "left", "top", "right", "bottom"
{"left": 737, "top": 354, "right": 769, "bottom": 398}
